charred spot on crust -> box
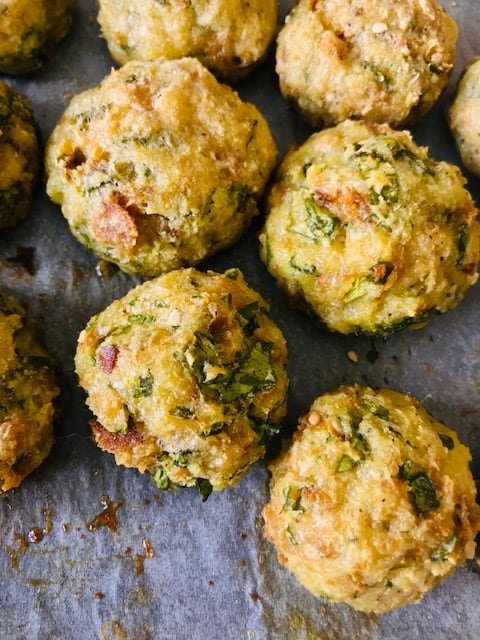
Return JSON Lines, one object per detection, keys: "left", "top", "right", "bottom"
{"left": 90, "top": 419, "right": 145, "bottom": 453}
{"left": 64, "top": 147, "right": 86, "bottom": 171}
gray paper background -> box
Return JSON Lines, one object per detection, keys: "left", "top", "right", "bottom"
{"left": 0, "top": 1, "right": 479, "bottom": 638}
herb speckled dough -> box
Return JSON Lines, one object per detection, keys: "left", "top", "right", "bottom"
{"left": 75, "top": 268, "right": 288, "bottom": 496}
{"left": 259, "top": 120, "right": 480, "bottom": 335}
{"left": 97, "top": 0, "right": 277, "bottom": 81}
{"left": 276, "top": 0, "right": 457, "bottom": 128}
{"left": 0, "top": 294, "right": 59, "bottom": 493}
{"left": 45, "top": 58, "right": 277, "bottom": 277}
{"left": 263, "top": 385, "right": 480, "bottom": 614}
{"left": 0, "top": 81, "right": 38, "bottom": 228}
{"left": 448, "top": 56, "right": 480, "bottom": 177}
{"left": 0, "top": 0, "right": 74, "bottom": 74}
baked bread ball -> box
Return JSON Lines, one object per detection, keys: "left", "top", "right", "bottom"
{"left": 97, "top": 0, "right": 277, "bottom": 81}
{"left": 46, "top": 58, "right": 277, "bottom": 277}
{"left": 0, "top": 294, "right": 59, "bottom": 493}
{"left": 263, "top": 385, "right": 480, "bottom": 614}
{"left": 448, "top": 56, "right": 480, "bottom": 177}
{"left": 259, "top": 120, "right": 480, "bottom": 335}
{"left": 75, "top": 268, "right": 288, "bottom": 497}
{"left": 0, "top": 0, "right": 74, "bottom": 75}
{"left": 0, "top": 81, "right": 38, "bottom": 229}
{"left": 276, "top": 0, "right": 457, "bottom": 128}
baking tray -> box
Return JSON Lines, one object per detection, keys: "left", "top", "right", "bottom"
{"left": 0, "top": 1, "right": 479, "bottom": 638}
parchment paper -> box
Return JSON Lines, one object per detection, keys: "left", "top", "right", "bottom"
{"left": 0, "top": 1, "right": 479, "bottom": 639}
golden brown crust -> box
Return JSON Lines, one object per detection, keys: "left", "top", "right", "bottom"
{"left": 76, "top": 268, "right": 289, "bottom": 492}
{"left": 260, "top": 120, "right": 480, "bottom": 335}
{"left": 0, "top": 295, "right": 59, "bottom": 493}
{"left": 263, "top": 385, "right": 480, "bottom": 614}
{"left": 97, "top": 0, "right": 277, "bottom": 81}
{"left": 277, "top": 0, "right": 457, "bottom": 127}
{"left": 46, "top": 58, "right": 277, "bottom": 277}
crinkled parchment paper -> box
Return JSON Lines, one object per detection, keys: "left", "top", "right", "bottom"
{"left": 0, "top": 1, "right": 479, "bottom": 638}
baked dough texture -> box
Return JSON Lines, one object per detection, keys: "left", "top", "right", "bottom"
{"left": 276, "top": 0, "right": 457, "bottom": 127}
{"left": 260, "top": 120, "right": 480, "bottom": 335}
{"left": 46, "top": 58, "right": 277, "bottom": 277}
{"left": 448, "top": 56, "right": 480, "bottom": 177}
{"left": 0, "top": 0, "right": 74, "bottom": 74}
{"left": 263, "top": 385, "right": 480, "bottom": 614}
{"left": 75, "top": 268, "right": 289, "bottom": 496}
{"left": 0, "top": 294, "right": 59, "bottom": 493}
{"left": 0, "top": 81, "right": 38, "bottom": 229}
{"left": 97, "top": 0, "right": 277, "bottom": 81}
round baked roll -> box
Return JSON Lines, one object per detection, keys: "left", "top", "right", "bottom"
{"left": 260, "top": 119, "right": 480, "bottom": 335}
{"left": 263, "top": 385, "right": 480, "bottom": 614}
{"left": 0, "top": 81, "right": 38, "bottom": 229}
{"left": 75, "top": 268, "right": 289, "bottom": 497}
{"left": 0, "top": 294, "right": 59, "bottom": 493}
{"left": 97, "top": 0, "right": 277, "bottom": 81}
{"left": 0, "top": 0, "right": 74, "bottom": 74}
{"left": 46, "top": 58, "right": 277, "bottom": 277}
{"left": 448, "top": 56, "right": 480, "bottom": 177}
{"left": 276, "top": 0, "right": 457, "bottom": 128}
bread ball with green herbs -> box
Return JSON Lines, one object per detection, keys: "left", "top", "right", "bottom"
{"left": 260, "top": 120, "right": 480, "bottom": 335}
{"left": 276, "top": 0, "right": 457, "bottom": 128}
{"left": 0, "top": 0, "right": 74, "bottom": 74}
{"left": 263, "top": 385, "right": 480, "bottom": 614}
{"left": 0, "top": 81, "right": 38, "bottom": 228}
{"left": 97, "top": 0, "right": 277, "bottom": 81}
{"left": 0, "top": 294, "right": 59, "bottom": 493}
{"left": 75, "top": 268, "right": 289, "bottom": 498}
{"left": 45, "top": 57, "right": 277, "bottom": 277}
{"left": 448, "top": 56, "right": 480, "bottom": 177}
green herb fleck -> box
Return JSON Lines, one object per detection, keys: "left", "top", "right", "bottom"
{"left": 286, "top": 525, "right": 298, "bottom": 545}
{"left": 151, "top": 467, "right": 171, "bottom": 491}
{"left": 219, "top": 342, "right": 276, "bottom": 403}
{"left": 304, "top": 196, "right": 340, "bottom": 239}
{"left": 289, "top": 256, "right": 317, "bottom": 274}
{"left": 239, "top": 301, "right": 265, "bottom": 336}
{"left": 133, "top": 371, "right": 154, "bottom": 398}
{"left": 352, "top": 432, "right": 370, "bottom": 454}
{"left": 250, "top": 418, "right": 280, "bottom": 445}
{"left": 128, "top": 314, "right": 155, "bottom": 325}
{"left": 399, "top": 460, "right": 439, "bottom": 514}
{"left": 197, "top": 478, "right": 213, "bottom": 502}
{"left": 343, "top": 277, "right": 372, "bottom": 303}
{"left": 170, "top": 406, "right": 194, "bottom": 419}
{"left": 361, "top": 60, "right": 389, "bottom": 83}
{"left": 336, "top": 454, "right": 358, "bottom": 473}
{"left": 431, "top": 533, "right": 458, "bottom": 561}
{"left": 380, "top": 175, "right": 400, "bottom": 203}
{"left": 282, "top": 485, "right": 303, "bottom": 512}
{"left": 172, "top": 451, "right": 191, "bottom": 468}
{"left": 361, "top": 401, "right": 390, "bottom": 420}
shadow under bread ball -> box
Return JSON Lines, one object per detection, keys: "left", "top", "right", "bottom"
{"left": 276, "top": 0, "right": 457, "bottom": 128}
{"left": 45, "top": 58, "right": 277, "bottom": 277}
{"left": 263, "top": 385, "right": 480, "bottom": 614}
{"left": 0, "top": 0, "right": 74, "bottom": 74}
{"left": 0, "top": 81, "right": 38, "bottom": 229}
{"left": 97, "top": 0, "right": 277, "bottom": 82}
{"left": 75, "top": 268, "right": 288, "bottom": 497}
{"left": 259, "top": 120, "right": 480, "bottom": 335}
{"left": 0, "top": 294, "right": 59, "bottom": 493}
{"left": 448, "top": 56, "right": 480, "bottom": 178}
